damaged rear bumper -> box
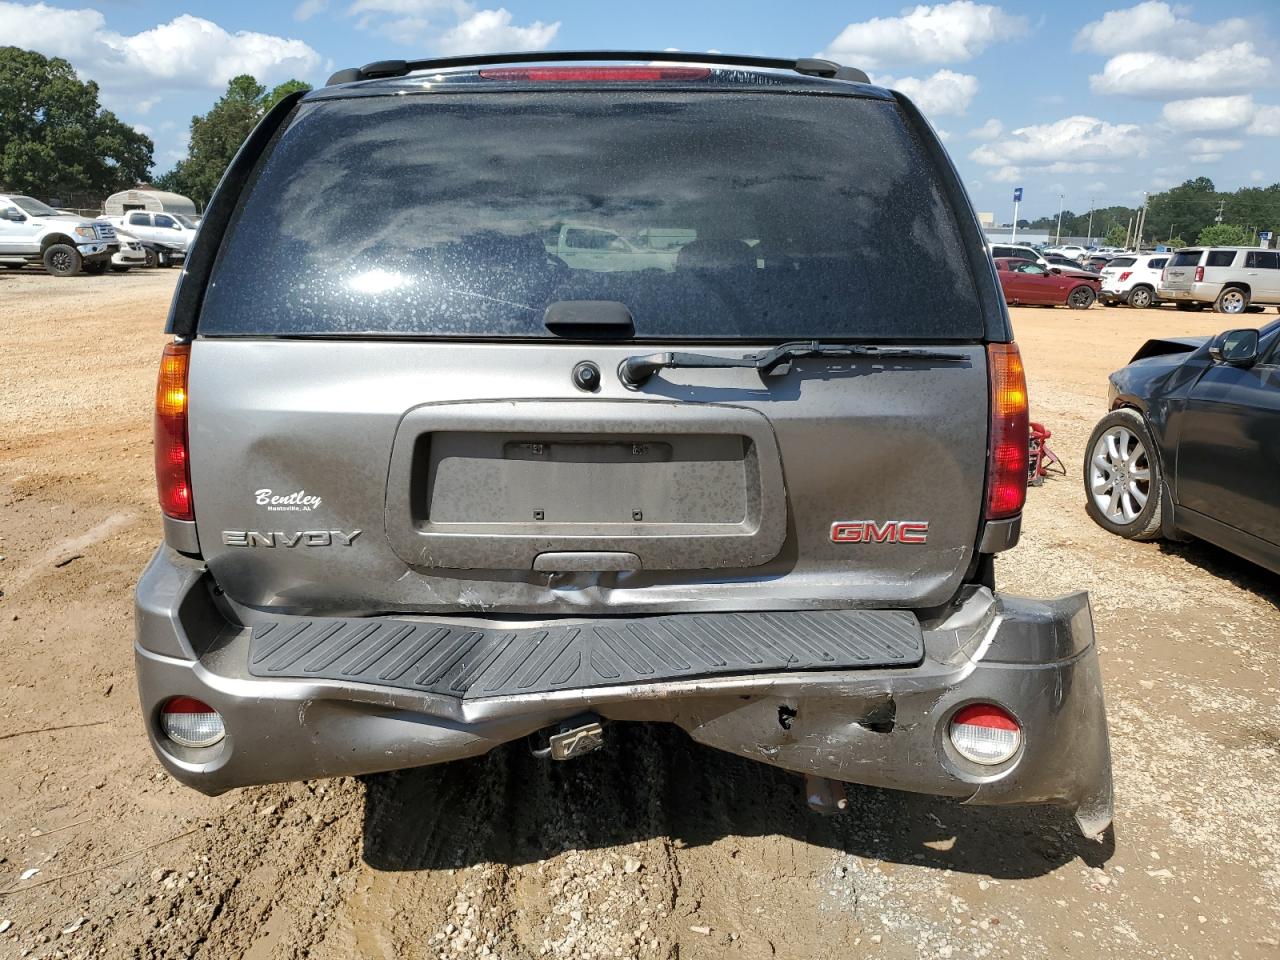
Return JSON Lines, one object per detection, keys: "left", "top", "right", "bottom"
{"left": 134, "top": 548, "right": 1113, "bottom": 837}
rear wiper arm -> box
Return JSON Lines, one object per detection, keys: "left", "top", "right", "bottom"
{"left": 619, "top": 340, "right": 964, "bottom": 387}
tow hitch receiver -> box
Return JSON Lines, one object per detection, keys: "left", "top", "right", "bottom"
{"left": 530, "top": 715, "right": 606, "bottom": 760}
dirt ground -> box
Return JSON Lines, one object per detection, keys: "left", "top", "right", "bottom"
{"left": 1, "top": 267, "right": 1277, "bottom": 960}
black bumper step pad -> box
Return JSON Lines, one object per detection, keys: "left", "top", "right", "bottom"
{"left": 246, "top": 608, "right": 924, "bottom": 699}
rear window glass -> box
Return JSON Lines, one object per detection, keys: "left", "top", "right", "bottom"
{"left": 1169, "top": 251, "right": 1202, "bottom": 267}
{"left": 1108, "top": 257, "right": 1136, "bottom": 268}
{"left": 200, "top": 92, "right": 983, "bottom": 340}
{"left": 1147, "top": 258, "right": 1167, "bottom": 269}
{"left": 1206, "top": 250, "right": 1237, "bottom": 267}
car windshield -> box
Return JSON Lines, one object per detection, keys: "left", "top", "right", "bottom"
{"left": 1169, "top": 251, "right": 1202, "bottom": 267}
{"left": 201, "top": 91, "right": 984, "bottom": 341}
{"left": 10, "top": 196, "right": 60, "bottom": 216}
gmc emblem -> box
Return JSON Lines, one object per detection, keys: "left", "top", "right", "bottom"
{"left": 830, "top": 520, "right": 929, "bottom": 544}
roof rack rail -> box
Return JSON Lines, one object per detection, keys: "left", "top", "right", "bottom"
{"left": 325, "top": 50, "right": 869, "bottom": 87}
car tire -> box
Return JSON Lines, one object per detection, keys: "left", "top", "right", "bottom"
{"left": 1214, "top": 286, "right": 1249, "bottom": 314}
{"left": 42, "top": 243, "right": 82, "bottom": 277}
{"left": 1126, "top": 286, "right": 1154, "bottom": 309}
{"left": 82, "top": 261, "right": 107, "bottom": 275}
{"left": 143, "top": 249, "right": 157, "bottom": 269}
{"left": 1067, "top": 285, "right": 1096, "bottom": 309}
{"left": 1083, "top": 408, "right": 1163, "bottom": 542}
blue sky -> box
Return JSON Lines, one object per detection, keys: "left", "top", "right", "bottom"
{"left": 3, "top": 0, "right": 1279, "bottom": 218}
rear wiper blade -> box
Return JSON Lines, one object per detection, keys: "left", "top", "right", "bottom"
{"left": 619, "top": 340, "right": 965, "bottom": 387}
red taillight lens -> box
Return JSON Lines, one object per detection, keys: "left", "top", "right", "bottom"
{"left": 985, "top": 343, "right": 1029, "bottom": 520}
{"left": 479, "top": 66, "right": 711, "bottom": 82}
{"left": 1118, "top": 271, "right": 1132, "bottom": 281}
{"left": 155, "top": 342, "right": 193, "bottom": 521}
{"left": 1195, "top": 266, "right": 1204, "bottom": 282}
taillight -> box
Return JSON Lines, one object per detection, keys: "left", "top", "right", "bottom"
{"left": 949, "top": 703, "right": 1021, "bottom": 765}
{"left": 1195, "top": 266, "right": 1204, "bottom": 282}
{"left": 479, "top": 66, "right": 711, "bottom": 82}
{"left": 155, "top": 342, "right": 193, "bottom": 521}
{"left": 985, "top": 343, "right": 1029, "bottom": 519}
{"left": 1118, "top": 271, "right": 1132, "bottom": 282}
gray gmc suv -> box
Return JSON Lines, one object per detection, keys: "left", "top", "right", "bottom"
{"left": 134, "top": 52, "right": 1113, "bottom": 837}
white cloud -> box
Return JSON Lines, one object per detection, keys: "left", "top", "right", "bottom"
{"left": 1085, "top": 181, "right": 1108, "bottom": 193}
{"left": 294, "top": 0, "right": 327, "bottom": 21}
{"left": 989, "top": 165, "right": 1021, "bottom": 183}
{"left": 971, "top": 116, "right": 1148, "bottom": 171}
{"left": 1247, "top": 105, "right": 1280, "bottom": 136}
{"left": 434, "top": 8, "right": 559, "bottom": 55}
{"left": 1251, "top": 169, "right": 1266, "bottom": 182}
{"left": 878, "top": 70, "right": 978, "bottom": 116}
{"left": 1161, "top": 95, "right": 1255, "bottom": 131}
{"left": 346, "top": 1, "right": 557, "bottom": 52}
{"left": 1089, "top": 43, "right": 1271, "bottom": 98}
{"left": 966, "top": 118, "right": 1003, "bottom": 140}
{"left": 1186, "top": 137, "right": 1243, "bottom": 153}
{"left": 1185, "top": 137, "right": 1243, "bottom": 164}
{"left": 935, "top": 128, "right": 952, "bottom": 142}
{"left": 1074, "top": 2, "right": 1253, "bottom": 56}
{"left": 0, "top": 3, "right": 322, "bottom": 94}
{"left": 818, "top": 1, "right": 1026, "bottom": 69}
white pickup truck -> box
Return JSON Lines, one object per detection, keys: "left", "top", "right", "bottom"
{"left": 105, "top": 210, "right": 199, "bottom": 267}
{"left": 549, "top": 224, "right": 691, "bottom": 272}
{"left": 0, "top": 193, "right": 118, "bottom": 276}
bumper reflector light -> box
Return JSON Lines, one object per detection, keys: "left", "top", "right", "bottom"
{"left": 949, "top": 703, "right": 1020, "bottom": 765}
{"left": 160, "top": 696, "right": 225, "bottom": 748}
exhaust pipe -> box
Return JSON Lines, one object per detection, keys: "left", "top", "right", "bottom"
{"left": 804, "top": 774, "right": 849, "bottom": 814}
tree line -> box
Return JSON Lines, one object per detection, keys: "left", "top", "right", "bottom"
{"left": 1, "top": 46, "right": 308, "bottom": 210}
{"left": 1022, "top": 176, "right": 1280, "bottom": 248}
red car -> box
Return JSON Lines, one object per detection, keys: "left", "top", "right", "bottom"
{"left": 994, "top": 257, "right": 1099, "bottom": 309}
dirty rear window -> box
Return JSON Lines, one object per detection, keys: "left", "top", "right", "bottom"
{"left": 201, "top": 92, "right": 983, "bottom": 340}
{"left": 1168, "top": 251, "right": 1202, "bottom": 267}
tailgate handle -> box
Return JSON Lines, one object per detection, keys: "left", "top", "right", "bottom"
{"left": 544, "top": 300, "right": 635, "bottom": 340}
{"left": 533, "top": 551, "right": 642, "bottom": 573}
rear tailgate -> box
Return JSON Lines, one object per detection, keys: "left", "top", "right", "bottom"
{"left": 188, "top": 339, "right": 988, "bottom": 614}
{"left": 183, "top": 83, "right": 1000, "bottom": 617}
{"left": 1162, "top": 250, "right": 1203, "bottom": 290}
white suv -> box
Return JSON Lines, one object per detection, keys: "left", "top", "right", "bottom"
{"left": 1158, "top": 247, "right": 1280, "bottom": 314}
{"left": 105, "top": 210, "right": 197, "bottom": 266}
{"left": 1098, "top": 253, "right": 1169, "bottom": 308}
{"left": 1045, "top": 244, "right": 1089, "bottom": 263}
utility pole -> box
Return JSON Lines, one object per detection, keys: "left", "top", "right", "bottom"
{"left": 1134, "top": 191, "right": 1148, "bottom": 249}
{"left": 1055, "top": 194, "right": 1064, "bottom": 245}
{"left": 1087, "top": 197, "right": 1095, "bottom": 244}
{"left": 1215, "top": 199, "right": 1225, "bottom": 224}
{"left": 1011, "top": 187, "right": 1022, "bottom": 245}
{"left": 1124, "top": 215, "right": 1133, "bottom": 249}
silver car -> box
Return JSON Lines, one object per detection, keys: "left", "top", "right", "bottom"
{"left": 1158, "top": 246, "right": 1280, "bottom": 314}
{"left": 133, "top": 52, "right": 1112, "bottom": 837}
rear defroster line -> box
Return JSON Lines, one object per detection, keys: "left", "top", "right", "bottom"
{"left": 245, "top": 608, "right": 925, "bottom": 699}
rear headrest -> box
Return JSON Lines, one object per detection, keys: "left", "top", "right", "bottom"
{"left": 675, "top": 238, "right": 756, "bottom": 271}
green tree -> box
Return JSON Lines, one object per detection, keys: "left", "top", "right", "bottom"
{"left": 0, "top": 46, "right": 153, "bottom": 199}
{"left": 1104, "top": 223, "right": 1128, "bottom": 247}
{"left": 160, "top": 75, "right": 311, "bottom": 208}
{"left": 1196, "top": 223, "right": 1252, "bottom": 246}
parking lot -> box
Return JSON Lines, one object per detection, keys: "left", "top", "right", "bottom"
{"left": 1, "top": 269, "right": 1277, "bottom": 959}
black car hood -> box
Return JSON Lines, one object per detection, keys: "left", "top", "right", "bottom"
{"left": 1129, "top": 335, "right": 1208, "bottom": 363}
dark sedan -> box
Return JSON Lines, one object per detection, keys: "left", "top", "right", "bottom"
{"left": 1084, "top": 320, "right": 1280, "bottom": 573}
